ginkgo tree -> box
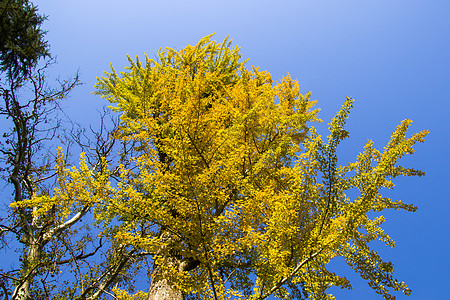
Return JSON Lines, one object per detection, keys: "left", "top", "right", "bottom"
{"left": 92, "top": 35, "right": 428, "bottom": 299}
{"left": 17, "top": 35, "right": 427, "bottom": 299}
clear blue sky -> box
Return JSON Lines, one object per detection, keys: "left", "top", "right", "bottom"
{"left": 35, "top": 0, "right": 449, "bottom": 298}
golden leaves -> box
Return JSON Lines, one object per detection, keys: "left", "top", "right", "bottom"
{"left": 90, "top": 35, "right": 428, "bottom": 299}
{"left": 11, "top": 148, "right": 111, "bottom": 223}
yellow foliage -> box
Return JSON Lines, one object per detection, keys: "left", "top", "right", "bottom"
{"left": 10, "top": 148, "right": 112, "bottom": 223}
{"left": 112, "top": 287, "right": 148, "bottom": 300}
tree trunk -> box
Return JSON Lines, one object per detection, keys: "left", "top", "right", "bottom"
{"left": 147, "top": 264, "right": 183, "bottom": 300}
{"left": 12, "top": 238, "right": 40, "bottom": 300}
{"left": 147, "top": 278, "right": 183, "bottom": 300}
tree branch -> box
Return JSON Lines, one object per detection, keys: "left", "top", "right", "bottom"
{"left": 56, "top": 239, "right": 103, "bottom": 265}
{"left": 259, "top": 249, "right": 323, "bottom": 300}
{"left": 43, "top": 204, "right": 91, "bottom": 243}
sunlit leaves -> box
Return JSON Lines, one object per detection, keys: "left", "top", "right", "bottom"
{"left": 11, "top": 148, "right": 111, "bottom": 223}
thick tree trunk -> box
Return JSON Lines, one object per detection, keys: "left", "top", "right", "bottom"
{"left": 147, "top": 277, "right": 183, "bottom": 300}
{"left": 147, "top": 264, "right": 183, "bottom": 300}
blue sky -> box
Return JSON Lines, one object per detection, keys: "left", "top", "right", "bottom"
{"left": 34, "top": 0, "right": 449, "bottom": 298}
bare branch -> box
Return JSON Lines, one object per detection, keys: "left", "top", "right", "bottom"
{"left": 56, "top": 239, "right": 104, "bottom": 265}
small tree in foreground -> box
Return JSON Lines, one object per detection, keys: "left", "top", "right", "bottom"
{"left": 22, "top": 35, "right": 428, "bottom": 299}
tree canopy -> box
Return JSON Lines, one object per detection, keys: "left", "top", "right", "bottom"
{"left": 90, "top": 35, "right": 428, "bottom": 299}
{"left": 0, "top": 0, "right": 49, "bottom": 79}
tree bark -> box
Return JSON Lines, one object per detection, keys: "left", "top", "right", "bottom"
{"left": 147, "top": 264, "right": 183, "bottom": 300}
{"left": 147, "top": 278, "right": 183, "bottom": 300}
